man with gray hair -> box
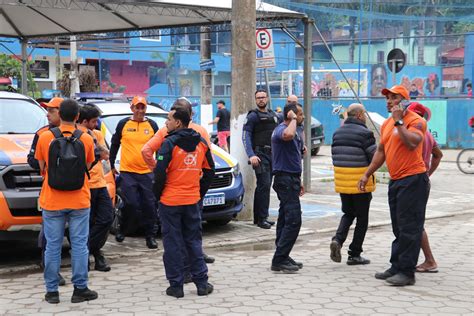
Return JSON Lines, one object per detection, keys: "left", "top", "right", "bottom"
{"left": 330, "top": 103, "right": 376, "bottom": 265}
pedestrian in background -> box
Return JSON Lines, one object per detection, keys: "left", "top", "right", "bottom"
{"left": 208, "top": 100, "right": 230, "bottom": 152}
{"left": 153, "top": 106, "right": 215, "bottom": 298}
{"left": 242, "top": 89, "right": 278, "bottom": 229}
{"left": 330, "top": 103, "right": 376, "bottom": 266}
{"left": 359, "top": 85, "right": 429, "bottom": 286}
{"left": 109, "top": 96, "right": 159, "bottom": 249}
{"left": 35, "top": 99, "right": 98, "bottom": 303}
{"left": 78, "top": 104, "right": 114, "bottom": 272}
{"left": 28, "top": 97, "right": 66, "bottom": 287}
{"left": 407, "top": 102, "right": 443, "bottom": 273}
{"left": 270, "top": 102, "right": 305, "bottom": 273}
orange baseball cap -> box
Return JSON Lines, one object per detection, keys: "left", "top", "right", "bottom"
{"left": 41, "top": 97, "right": 64, "bottom": 109}
{"left": 131, "top": 96, "right": 147, "bottom": 107}
{"left": 381, "top": 85, "right": 409, "bottom": 100}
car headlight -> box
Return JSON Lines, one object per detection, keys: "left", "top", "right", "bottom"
{"left": 0, "top": 165, "right": 6, "bottom": 171}
{"left": 232, "top": 162, "right": 240, "bottom": 177}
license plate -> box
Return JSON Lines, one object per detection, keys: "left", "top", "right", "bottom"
{"left": 203, "top": 193, "right": 225, "bottom": 206}
{"left": 312, "top": 139, "right": 321, "bottom": 145}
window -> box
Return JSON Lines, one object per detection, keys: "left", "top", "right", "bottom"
{"left": 140, "top": 30, "right": 162, "bottom": 42}
{"left": 377, "top": 51, "right": 385, "bottom": 64}
{"left": 0, "top": 99, "right": 47, "bottom": 134}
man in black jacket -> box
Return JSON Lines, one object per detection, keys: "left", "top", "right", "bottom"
{"left": 330, "top": 103, "right": 376, "bottom": 265}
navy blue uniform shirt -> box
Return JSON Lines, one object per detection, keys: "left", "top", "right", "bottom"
{"left": 271, "top": 122, "right": 303, "bottom": 174}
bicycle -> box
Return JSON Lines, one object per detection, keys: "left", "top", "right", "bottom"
{"left": 457, "top": 148, "right": 474, "bottom": 174}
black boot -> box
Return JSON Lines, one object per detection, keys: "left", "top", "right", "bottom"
{"left": 71, "top": 287, "right": 98, "bottom": 303}
{"left": 146, "top": 237, "right": 158, "bottom": 249}
{"left": 94, "top": 252, "right": 111, "bottom": 272}
{"left": 115, "top": 231, "right": 125, "bottom": 243}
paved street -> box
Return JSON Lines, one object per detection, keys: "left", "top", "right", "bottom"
{"left": 0, "top": 146, "right": 473, "bottom": 314}
{"left": 0, "top": 213, "right": 472, "bottom": 315}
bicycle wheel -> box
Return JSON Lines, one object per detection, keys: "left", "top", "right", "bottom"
{"left": 457, "top": 148, "right": 474, "bottom": 174}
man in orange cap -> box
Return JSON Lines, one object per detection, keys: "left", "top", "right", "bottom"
{"left": 28, "top": 97, "right": 66, "bottom": 287}
{"left": 109, "top": 96, "right": 159, "bottom": 249}
{"left": 358, "top": 85, "right": 429, "bottom": 286}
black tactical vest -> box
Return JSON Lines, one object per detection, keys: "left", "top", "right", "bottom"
{"left": 250, "top": 109, "right": 278, "bottom": 148}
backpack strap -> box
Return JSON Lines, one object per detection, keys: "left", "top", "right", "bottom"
{"left": 71, "top": 129, "right": 90, "bottom": 180}
{"left": 72, "top": 129, "right": 83, "bottom": 139}
{"left": 51, "top": 127, "right": 63, "bottom": 139}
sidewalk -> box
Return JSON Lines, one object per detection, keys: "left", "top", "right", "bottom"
{"left": 0, "top": 213, "right": 472, "bottom": 315}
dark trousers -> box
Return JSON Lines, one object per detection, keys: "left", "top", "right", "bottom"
{"left": 271, "top": 174, "right": 302, "bottom": 265}
{"left": 253, "top": 152, "right": 272, "bottom": 223}
{"left": 388, "top": 173, "right": 429, "bottom": 277}
{"left": 119, "top": 172, "right": 157, "bottom": 237}
{"left": 89, "top": 187, "right": 114, "bottom": 255}
{"left": 160, "top": 203, "right": 208, "bottom": 288}
{"left": 333, "top": 193, "right": 372, "bottom": 257}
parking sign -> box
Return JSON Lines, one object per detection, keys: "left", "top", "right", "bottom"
{"left": 256, "top": 29, "right": 275, "bottom": 68}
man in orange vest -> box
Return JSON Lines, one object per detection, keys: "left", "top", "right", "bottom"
{"left": 153, "top": 106, "right": 215, "bottom": 298}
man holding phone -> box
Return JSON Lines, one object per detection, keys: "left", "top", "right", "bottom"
{"left": 358, "top": 85, "right": 429, "bottom": 286}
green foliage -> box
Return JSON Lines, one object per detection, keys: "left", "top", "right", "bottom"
{"left": 0, "top": 53, "right": 38, "bottom": 94}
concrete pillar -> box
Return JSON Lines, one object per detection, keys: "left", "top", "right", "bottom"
{"left": 21, "top": 39, "right": 28, "bottom": 95}
{"left": 303, "top": 18, "right": 313, "bottom": 191}
{"left": 231, "top": 0, "right": 256, "bottom": 221}
{"left": 200, "top": 25, "right": 213, "bottom": 132}
{"left": 69, "top": 35, "right": 80, "bottom": 98}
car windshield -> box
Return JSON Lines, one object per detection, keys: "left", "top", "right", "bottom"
{"left": 101, "top": 113, "right": 168, "bottom": 132}
{"left": 0, "top": 98, "right": 47, "bottom": 134}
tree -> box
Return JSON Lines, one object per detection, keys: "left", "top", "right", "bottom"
{"left": 0, "top": 54, "right": 38, "bottom": 95}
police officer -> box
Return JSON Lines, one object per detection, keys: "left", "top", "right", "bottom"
{"left": 242, "top": 89, "right": 278, "bottom": 229}
{"left": 271, "top": 102, "right": 305, "bottom": 273}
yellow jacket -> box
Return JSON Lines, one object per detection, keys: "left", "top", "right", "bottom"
{"left": 334, "top": 166, "right": 376, "bottom": 194}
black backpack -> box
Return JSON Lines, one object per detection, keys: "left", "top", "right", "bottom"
{"left": 48, "top": 127, "right": 89, "bottom": 191}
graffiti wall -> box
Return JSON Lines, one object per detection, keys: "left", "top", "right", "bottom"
{"left": 285, "top": 69, "right": 368, "bottom": 98}
{"left": 370, "top": 64, "right": 442, "bottom": 97}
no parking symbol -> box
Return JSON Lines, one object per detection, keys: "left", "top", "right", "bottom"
{"left": 256, "top": 29, "right": 275, "bottom": 68}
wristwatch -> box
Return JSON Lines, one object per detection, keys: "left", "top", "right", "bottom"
{"left": 394, "top": 120, "right": 404, "bottom": 126}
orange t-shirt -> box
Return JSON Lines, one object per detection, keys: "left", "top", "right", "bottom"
{"left": 87, "top": 129, "right": 107, "bottom": 189}
{"left": 35, "top": 124, "right": 95, "bottom": 211}
{"left": 381, "top": 110, "right": 427, "bottom": 180}
{"left": 141, "top": 122, "right": 211, "bottom": 171}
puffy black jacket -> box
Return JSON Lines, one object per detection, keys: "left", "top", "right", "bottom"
{"left": 331, "top": 117, "right": 376, "bottom": 194}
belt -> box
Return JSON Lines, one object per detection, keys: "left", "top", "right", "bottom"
{"left": 273, "top": 171, "right": 301, "bottom": 177}
{"left": 255, "top": 146, "right": 272, "bottom": 154}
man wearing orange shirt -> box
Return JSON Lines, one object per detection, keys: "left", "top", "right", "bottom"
{"left": 78, "top": 105, "right": 114, "bottom": 272}
{"left": 142, "top": 98, "right": 215, "bottom": 265}
{"left": 109, "top": 96, "right": 159, "bottom": 248}
{"left": 358, "top": 85, "right": 429, "bottom": 286}
{"left": 28, "top": 97, "right": 66, "bottom": 286}
{"left": 35, "top": 99, "right": 98, "bottom": 304}
{"left": 153, "top": 106, "right": 215, "bottom": 298}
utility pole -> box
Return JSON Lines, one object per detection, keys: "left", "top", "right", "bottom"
{"left": 200, "top": 25, "right": 213, "bottom": 131}
{"left": 303, "top": 18, "right": 313, "bottom": 191}
{"left": 69, "top": 35, "right": 80, "bottom": 98}
{"left": 231, "top": 0, "right": 256, "bottom": 221}
{"left": 21, "top": 39, "right": 28, "bottom": 95}
{"left": 54, "top": 37, "right": 61, "bottom": 90}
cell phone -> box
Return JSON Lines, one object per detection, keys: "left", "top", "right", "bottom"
{"left": 400, "top": 100, "right": 411, "bottom": 110}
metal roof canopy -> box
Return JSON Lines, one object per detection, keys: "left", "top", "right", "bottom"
{"left": 0, "top": 0, "right": 304, "bottom": 39}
